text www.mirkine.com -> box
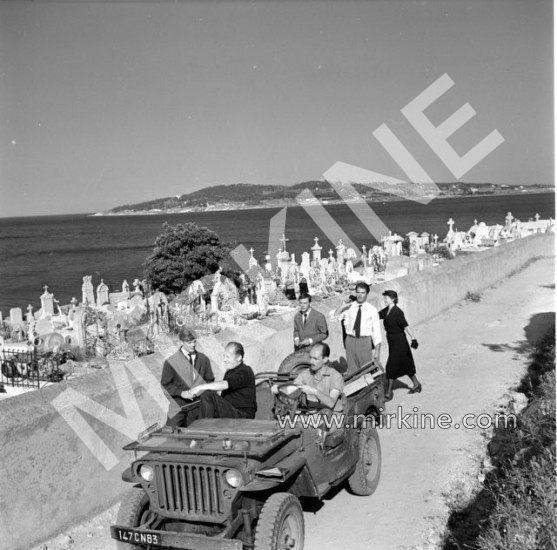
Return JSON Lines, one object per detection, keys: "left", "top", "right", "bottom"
{"left": 276, "top": 406, "right": 517, "bottom": 431}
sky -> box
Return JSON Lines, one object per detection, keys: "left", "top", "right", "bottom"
{"left": 0, "top": 0, "right": 553, "bottom": 217}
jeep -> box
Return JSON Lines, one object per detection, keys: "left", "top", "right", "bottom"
{"left": 110, "top": 359, "right": 384, "bottom": 550}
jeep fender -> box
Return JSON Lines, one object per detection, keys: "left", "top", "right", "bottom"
{"left": 240, "top": 454, "right": 319, "bottom": 498}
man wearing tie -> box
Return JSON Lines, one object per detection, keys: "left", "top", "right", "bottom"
{"left": 293, "top": 293, "right": 329, "bottom": 351}
{"left": 335, "top": 282, "right": 382, "bottom": 374}
{"left": 161, "top": 327, "right": 215, "bottom": 427}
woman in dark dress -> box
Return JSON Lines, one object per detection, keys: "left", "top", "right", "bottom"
{"left": 379, "top": 290, "right": 421, "bottom": 400}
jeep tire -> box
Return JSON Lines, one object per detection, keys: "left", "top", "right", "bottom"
{"left": 277, "top": 349, "right": 310, "bottom": 376}
{"left": 348, "top": 426, "right": 381, "bottom": 496}
{"left": 254, "top": 492, "right": 304, "bottom": 550}
{"left": 115, "top": 488, "right": 160, "bottom": 550}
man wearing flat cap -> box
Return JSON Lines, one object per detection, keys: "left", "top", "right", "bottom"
{"left": 161, "top": 327, "right": 215, "bottom": 427}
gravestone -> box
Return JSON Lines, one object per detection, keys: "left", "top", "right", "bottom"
{"left": 311, "top": 237, "right": 322, "bottom": 262}
{"left": 300, "top": 252, "right": 311, "bottom": 283}
{"left": 264, "top": 254, "right": 272, "bottom": 272}
{"left": 10, "top": 307, "right": 23, "bottom": 325}
{"left": 263, "top": 278, "right": 276, "bottom": 295}
{"left": 82, "top": 275, "right": 95, "bottom": 305}
{"left": 277, "top": 251, "right": 290, "bottom": 283}
{"left": 97, "top": 279, "right": 110, "bottom": 306}
{"left": 40, "top": 285, "right": 55, "bottom": 317}
{"left": 72, "top": 307, "right": 87, "bottom": 352}
{"left": 248, "top": 248, "right": 258, "bottom": 268}
{"left": 336, "top": 239, "right": 346, "bottom": 263}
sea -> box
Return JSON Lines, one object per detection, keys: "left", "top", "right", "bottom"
{"left": 0, "top": 193, "right": 554, "bottom": 314}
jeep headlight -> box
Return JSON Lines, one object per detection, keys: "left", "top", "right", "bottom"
{"left": 139, "top": 464, "right": 154, "bottom": 482}
{"left": 224, "top": 469, "right": 242, "bottom": 488}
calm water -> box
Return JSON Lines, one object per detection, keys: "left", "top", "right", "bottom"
{"left": 0, "top": 193, "right": 553, "bottom": 313}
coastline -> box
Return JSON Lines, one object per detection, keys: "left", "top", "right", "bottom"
{"left": 91, "top": 188, "right": 555, "bottom": 217}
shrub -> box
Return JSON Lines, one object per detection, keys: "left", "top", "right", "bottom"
{"left": 143, "top": 222, "right": 239, "bottom": 295}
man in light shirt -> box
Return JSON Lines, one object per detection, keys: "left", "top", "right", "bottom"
{"left": 335, "top": 282, "right": 382, "bottom": 374}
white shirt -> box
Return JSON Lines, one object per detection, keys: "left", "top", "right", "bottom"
{"left": 343, "top": 301, "right": 382, "bottom": 345}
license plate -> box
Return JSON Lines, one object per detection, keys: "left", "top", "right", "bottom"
{"left": 111, "top": 526, "right": 162, "bottom": 546}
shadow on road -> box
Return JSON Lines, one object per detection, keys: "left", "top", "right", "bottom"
{"left": 481, "top": 311, "right": 556, "bottom": 358}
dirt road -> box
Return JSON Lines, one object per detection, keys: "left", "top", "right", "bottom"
{"left": 34, "top": 256, "right": 555, "bottom": 550}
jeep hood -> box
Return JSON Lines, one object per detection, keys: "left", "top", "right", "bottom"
{"left": 124, "top": 419, "right": 301, "bottom": 459}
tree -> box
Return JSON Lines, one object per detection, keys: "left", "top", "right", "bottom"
{"left": 143, "top": 222, "right": 238, "bottom": 295}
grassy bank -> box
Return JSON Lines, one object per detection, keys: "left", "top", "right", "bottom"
{"left": 443, "top": 327, "right": 556, "bottom": 550}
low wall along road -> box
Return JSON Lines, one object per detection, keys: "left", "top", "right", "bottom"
{"left": 0, "top": 232, "right": 553, "bottom": 550}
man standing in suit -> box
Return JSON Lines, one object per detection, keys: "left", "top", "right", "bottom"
{"left": 161, "top": 327, "right": 215, "bottom": 427}
{"left": 293, "top": 293, "right": 329, "bottom": 351}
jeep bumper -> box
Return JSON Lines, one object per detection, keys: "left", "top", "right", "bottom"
{"left": 110, "top": 525, "right": 242, "bottom": 550}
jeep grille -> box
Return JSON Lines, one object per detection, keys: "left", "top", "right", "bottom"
{"left": 153, "top": 463, "right": 227, "bottom": 520}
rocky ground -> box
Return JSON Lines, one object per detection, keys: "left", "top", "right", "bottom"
{"left": 33, "top": 256, "right": 555, "bottom": 550}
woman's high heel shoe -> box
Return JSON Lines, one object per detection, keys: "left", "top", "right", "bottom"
{"left": 408, "top": 384, "right": 422, "bottom": 394}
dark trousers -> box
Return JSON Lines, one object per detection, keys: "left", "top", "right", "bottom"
{"left": 166, "top": 398, "right": 199, "bottom": 428}
{"left": 199, "top": 392, "right": 251, "bottom": 419}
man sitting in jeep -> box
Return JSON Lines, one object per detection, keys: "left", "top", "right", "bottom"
{"left": 273, "top": 342, "right": 344, "bottom": 414}
{"left": 182, "top": 341, "right": 257, "bottom": 419}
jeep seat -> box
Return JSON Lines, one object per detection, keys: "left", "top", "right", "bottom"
{"left": 254, "top": 381, "right": 275, "bottom": 420}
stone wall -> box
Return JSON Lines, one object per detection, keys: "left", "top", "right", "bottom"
{"left": 0, "top": 232, "right": 553, "bottom": 550}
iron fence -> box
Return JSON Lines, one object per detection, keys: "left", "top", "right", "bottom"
{"left": 1, "top": 349, "right": 64, "bottom": 390}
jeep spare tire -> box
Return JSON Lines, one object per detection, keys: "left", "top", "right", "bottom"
{"left": 277, "top": 349, "right": 310, "bottom": 376}
{"left": 348, "top": 426, "right": 381, "bottom": 496}
{"left": 254, "top": 492, "right": 304, "bottom": 550}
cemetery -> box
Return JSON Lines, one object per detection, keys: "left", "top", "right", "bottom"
{"left": 0, "top": 211, "right": 554, "bottom": 399}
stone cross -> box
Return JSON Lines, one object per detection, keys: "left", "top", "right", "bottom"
{"left": 280, "top": 234, "right": 289, "bottom": 252}
{"left": 328, "top": 249, "right": 334, "bottom": 260}
{"left": 433, "top": 234, "right": 439, "bottom": 246}
{"left": 26, "top": 304, "right": 34, "bottom": 321}
{"left": 447, "top": 218, "right": 455, "bottom": 232}
{"left": 505, "top": 212, "right": 514, "bottom": 226}
{"left": 249, "top": 247, "right": 255, "bottom": 257}
{"left": 535, "top": 213, "right": 540, "bottom": 221}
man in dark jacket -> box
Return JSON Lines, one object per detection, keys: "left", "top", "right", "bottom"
{"left": 161, "top": 327, "right": 214, "bottom": 427}
{"left": 293, "top": 293, "right": 329, "bottom": 351}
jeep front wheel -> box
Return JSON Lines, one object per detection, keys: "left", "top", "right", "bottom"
{"left": 348, "top": 426, "right": 381, "bottom": 496}
{"left": 115, "top": 488, "right": 162, "bottom": 550}
{"left": 254, "top": 493, "right": 304, "bottom": 550}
